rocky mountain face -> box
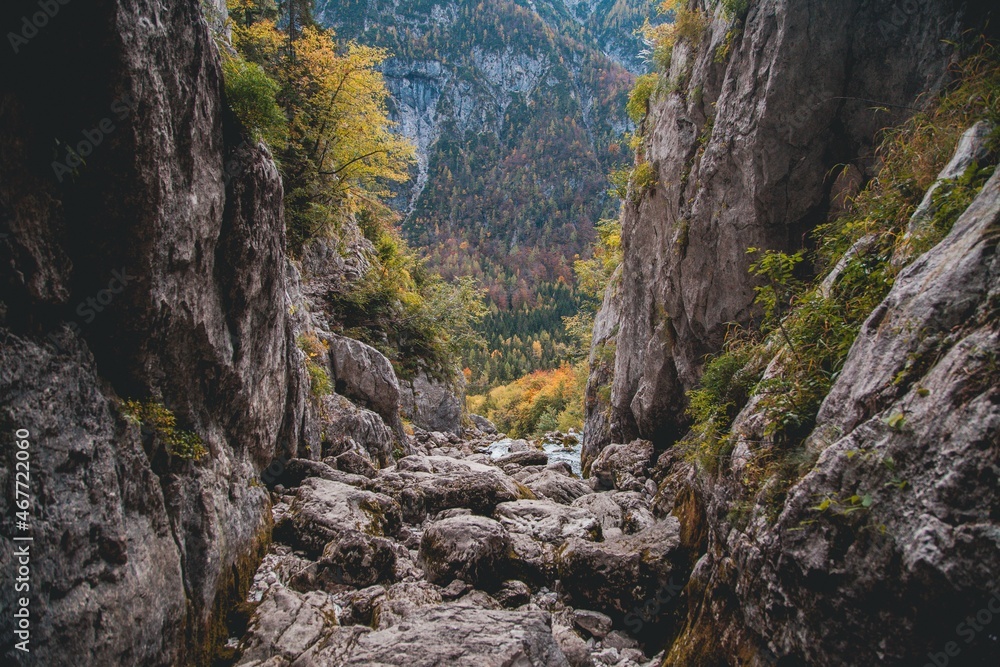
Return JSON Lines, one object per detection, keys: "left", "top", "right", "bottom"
{"left": 584, "top": 0, "right": 1000, "bottom": 664}
{"left": 586, "top": 0, "right": 970, "bottom": 455}
{"left": 314, "top": 0, "right": 646, "bottom": 388}
{"left": 313, "top": 0, "right": 646, "bottom": 216}
{"left": 0, "top": 0, "right": 301, "bottom": 663}
{"left": 0, "top": 0, "right": 445, "bottom": 664}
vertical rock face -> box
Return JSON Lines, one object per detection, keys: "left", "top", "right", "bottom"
{"left": 580, "top": 1, "right": 1000, "bottom": 665}
{"left": 399, "top": 372, "right": 465, "bottom": 435}
{"left": 588, "top": 0, "right": 968, "bottom": 450}
{"left": 0, "top": 0, "right": 302, "bottom": 663}
{"left": 665, "top": 159, "right": 1000, "bottom": 667}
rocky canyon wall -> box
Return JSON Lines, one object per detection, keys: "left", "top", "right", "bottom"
{"left": 585, "top": 0, "right": 1000, "bottom": 664}
{"left": 0, "top": 0, "right": 307, "bottom": 663}
{"left": 585, "top": 0, "right": 974, "bottom": 460}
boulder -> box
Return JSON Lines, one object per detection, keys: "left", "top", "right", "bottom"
{"left": 419, "top": 515, "right": 511, "bottom": 589}
{"left": 335, "top": 584, "right": 388, "bottom": 627}
{"left": 556, "top": 518, "right": 682, "bottom": 619}
{"left": 610, "top": 492, "right": 655, "bottom": 535}
{"left": 275, "top": 478, "right": 402, "bottom": 556}
{"left": 318, "top": 393, "right": 396, "bottom": 467}
{"left": 324, "top": 333, "right": 407, "bottom": 441}
{"left": 470, "top": 413, "right": 498, "bottom": 434}
{"left": 236, "top": 586, "right": 369, "bottom": 667}
{"left": 366, "top": 455, "right": 533, "bottom": 521}
{"left": 339, "top": 604, "right": 571, "bottom": 666}
{"left": 399, "top": 371, "right": 465, "bottom": 435}
{"left": 495, "top": 579, "right": 532, "bottom": 608}
{"left": 571, "top": 494, "right": 624, "bottom": 538}
{"left": 572, "top": 609, "right": 613, "bottom": 639}
{"left": 589, "top": 440, "right": 654, "bottom": 491}
{"left": 521, "top": 469, "right": 592, "bottom": 505}
{"left": 547, "top": 460, "right": 575, "bottom": 477}
{"left": 272, "top": 457, "right": 368, "bottom": 489}
{"left": 495, "top": 499, "right": 601, "bottom": 543}
{"left": 457, "top": 589, "right": 503, "bottom": 610}
{"left": 506, "top": 531, "right": 560, "bottom": 586}
{"left": 368, "top": 581, "right": 445, "bottom": 629}
{"left": 496, "top": 450, "right": 550, "bottom": 467}
{"left": 553, "top": 624, "right": 595, "bottom": 667}
{"left": 440, "top": 578, "right": 474, "bottom": 601}
{"left": 316, "top": 530, "right": 398, "bottom": 588}
{"left": 332, "top": 449, "right": 377, "bottom": 478}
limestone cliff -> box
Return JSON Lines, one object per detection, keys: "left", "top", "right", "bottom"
{"left": 586, "top": 0, "right": 980, "bottom": 458}
{"left": 584, "top": 0, "right": 1000, "bottom": 664}
{"left": 0, "top": 0, "right": 304, "bottom": 663}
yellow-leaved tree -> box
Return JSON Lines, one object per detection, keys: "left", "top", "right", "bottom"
{"left": 228, "top": 6, "right": 414, "bottom": 251}
{"left": 224, "top": 2, "right": 483, "bottom": 384}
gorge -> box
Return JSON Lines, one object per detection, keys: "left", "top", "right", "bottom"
{"left": 1, "top": 0, "right": 999, "bottom": 666}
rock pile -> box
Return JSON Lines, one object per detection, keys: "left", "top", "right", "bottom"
{"left": 233, "top": 437, "right": 681, "bottom": 666}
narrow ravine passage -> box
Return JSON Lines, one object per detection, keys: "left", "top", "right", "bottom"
{"left": 229, "top": 428, "right": 683, "bottom": 667}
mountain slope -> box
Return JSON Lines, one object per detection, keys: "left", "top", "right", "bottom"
{"left": 314, "top": 0, "right": 646, "bottom": 388}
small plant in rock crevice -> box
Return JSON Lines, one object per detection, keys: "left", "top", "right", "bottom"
{"left": 121, "top": 400, "right": 208, "bottom": 461}
{"left": 297, "top": 332, "right": 333, "bottom": 398}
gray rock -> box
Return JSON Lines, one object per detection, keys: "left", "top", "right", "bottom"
{"left": 440, "top": 578, "right": 474, "bottom": 600}
{"left": 587, "top": 0, "right": 968, "bottom": 456}
{"left": 495, "top": 579, "right": 532, "bottom": 608}
{"left": 332, "top": 449, "right": 378, "bottom": 478}
{"left": 572, "top": 609, "right": 613, "bottom": 639}
{"left": 366, "top": 455, "right": 533, "bottom": 521}
{"left": 399, "top": 371, "right": 465, "bottom": 435}
{"left": 610, "top": 492, "right": 655, "bottom": 535}
{"left": 902, "top": 121, "right": 996, "bottom": 241}
{"left": 554, "top": 624, "right": 595, "bottom": 667}
{"left": 277, "top": 458, "right": 368, "bottom": 488}
{"left": 659, "top": 128, "right": 1000, "bottom": 665}
{"left": 521, "top": 469, "right": 593, "bottom": 505}
{"left": 496, "top": 450, "right": 550, "bottom": 467}
{"left": 368, "top": 581, "right": 444, "bottom": 629}
{"left": 737, "top": 167, "right": 1000, "bottom": 664}
{"left": 582, "top": 264, "right": 624, "bottom": 473}
{"left": 0, "top": 0, "right": 302, "bottom": 662}
{"left": 547, "top": 460, "right": 575, "bottom": 477}
{"left": 419, "top": 515, "right": 511, "bottom": 589}
{"left": 589, "top": 440, "right": 654, "bottom": 491}
{"left": 507, "top": 438, "right": 535, "bottom": 452}
{"left": 300, "top": 232, "right": 373, "bottom": 300}
{"left": 236, "top": 586, "right": 369, "bottom": 667}
{"left": 603, "top": 630, "right": 640, "bottom": 651}
{"left": 557, "top": 518, "right": 682, "bottom": 619}
{"left": 470, "top": 413, "right": 498, "bottom": 434}
{"left": 325, "top": 333, "right": 407, "bottom": 442}
{"left": 318, "top": 393, "right": 397, "bottom": 467}
{"left": 495, "top": 499, "right": 602, "bottom": 543}
{"left": 458, "top": 589, "right": 503, "bottom": 610}
{"left": 316, "top": 530, "right": 398, "bottom": 588}
{"left": 340, "top": 603, "right": 571, "bottom": 666}
{"left": 275, "top": 478, "right": 402, "bottom": 556}
{"left": 571, "top": 494, "right": 625, "bottom": 538}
